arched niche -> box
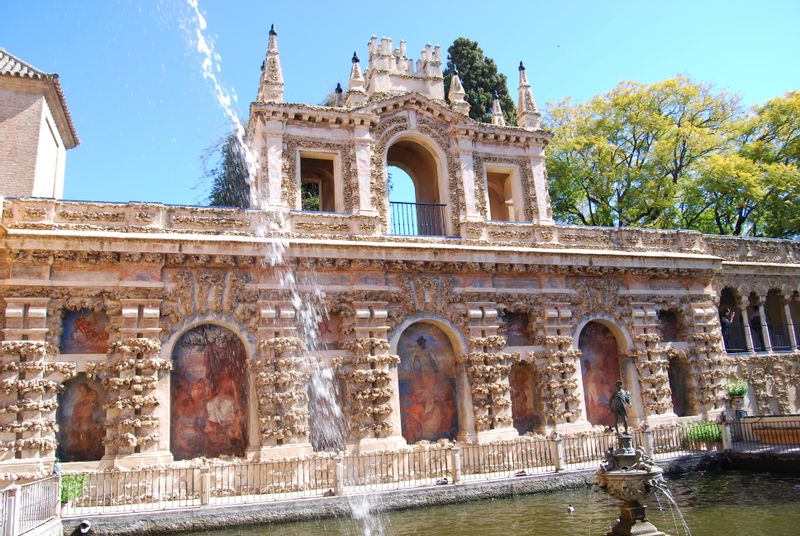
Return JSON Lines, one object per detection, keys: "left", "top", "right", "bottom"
{"left": 56, "top": 374, "right": 106, "bottom": 462}
{"left": 667, "top": 355, "right": 694, "bottom": 417}
{"left": 576, "top": 318, "right": 642, "bottom": 428}
{"left": 395, "top": 321, "right": 461, "bottom": 444}
{"left": 170, "top": 324, "right": 248, "bottom": 460}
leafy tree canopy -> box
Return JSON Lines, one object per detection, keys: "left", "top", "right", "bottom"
{"left": 443, "top": 37, "right": 516, "bottom": 125}
{"left": 546, "top": 79, "right": 800, "bottom": 238}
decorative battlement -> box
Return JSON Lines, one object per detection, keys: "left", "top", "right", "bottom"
{"left": 364, "top": 36, "right": 444, "bottom": 101}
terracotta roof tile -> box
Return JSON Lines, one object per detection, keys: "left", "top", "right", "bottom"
{"left": 0, "top": 48, "right": 79, "bottom": 148}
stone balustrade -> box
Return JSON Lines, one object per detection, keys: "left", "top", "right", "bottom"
{"left": 4, "top": 197, "right": 800, "bottom": 265}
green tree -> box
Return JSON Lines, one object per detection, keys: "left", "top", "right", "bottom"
{"left": 443, "top": 37, "right": 516, "bottom": 125}
{"left": 204, "top": 132, "right": 250, "bottom": 208}
{"left": 688, "top": 91, "right": 800, "bottom": 237}
{"left": 546, "top": 77, "right": 740, "bottom": 228}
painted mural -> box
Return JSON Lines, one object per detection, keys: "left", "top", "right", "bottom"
{"left": 503, "top": 312, "right": 532, "bottom": 346}
{"left": 578, "top": 321, "right": 620, "bottom": 428}
{"left": 398, "top": 323, "right": 458, "bottom": 444}
{"left": 56, "top": 375, "right": 106, "bottom": 462}
{"left": 60, "top": 308, "right": 109, "bottom": 354}
{"left": 318, "top": 313, "right": 342, "bottom": 351}
{"left": 171, "top": 324, "right": 247, "bottom": 460}
{"left": 510, "top": 365, "right": 540, "bottom": 434}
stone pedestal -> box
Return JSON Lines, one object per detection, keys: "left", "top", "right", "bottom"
{"left": 607, "top": 504, "right": 668, "bottom": 536}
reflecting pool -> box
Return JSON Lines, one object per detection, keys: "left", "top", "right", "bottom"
{"left": 185, "top": 471, "right": 800, "bottom": 536}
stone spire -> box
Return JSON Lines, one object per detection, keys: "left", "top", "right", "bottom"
{"left": 447, "top": 66, "right": 470, "bottom": 115}
{"left": 333, "top": 82, "right": 344, "bottom": 107}
{"left": 257, "top": 25, "right": 284, "bottom": 103}
{"left": 516, "top": 61, "right": 541, "bottom": 129}
{"left": 491, "top": 90, "right": 506, "bottom": 126}
{"left": 345, "top": 51, "right": 367, "bottom": 108}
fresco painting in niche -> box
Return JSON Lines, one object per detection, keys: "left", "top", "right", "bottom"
{"left": 171, "top": 325, "right": 247, "bottom": 460}
{"left": 318, "top": 313, "right": 342, "bottom": 351}
{"left": 56, "top": 375, "right": 106, "bottom": 462}
{"left": 504, "top": 312, "right": 532, "bottom": 346}
{"left": 578, "top": 321, "right": 620, "bottom": 427}
{"left": 510, "top": 365, "right": 539, "bottom": 434}
{"left": 60, "top": 308, "right": 109, "bottom": 354}
{"left": 398, "top": 323, "right": 458, "bottom": 444}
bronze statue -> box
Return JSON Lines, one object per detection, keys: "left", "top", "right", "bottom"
{"left": 610, "top": 380, "right": 631, "bottom": 434}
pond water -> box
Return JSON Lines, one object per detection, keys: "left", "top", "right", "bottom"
{"left": 189, "top": 471, "right": 800, "bottom": 536}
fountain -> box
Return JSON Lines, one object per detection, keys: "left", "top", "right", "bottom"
{"left": 596, "top": 381, "right": 670, "bottom": 536}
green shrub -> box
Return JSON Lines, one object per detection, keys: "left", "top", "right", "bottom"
{"left": 60, "top": 474, "right": 85, "bottom": 505}
{"left": 685, "top": 422, "right": 722, "bottom": 442}
{"left": 726, "top": 379, "right": 748, "bottom": 397}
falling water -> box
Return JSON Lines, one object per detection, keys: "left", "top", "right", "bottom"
{"left": 655, "top": 482, "right": 692, "bottom": 536}
{"left": 183, "top": 0, "right": 343, "bottom": 453}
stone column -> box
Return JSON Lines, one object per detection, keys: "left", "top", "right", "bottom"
{"left": 525, "top": 145, "right": 554, "bottom": 225}
{"left": 739, "top": 299, "right": 755, "bottom": 353}
{"left": 96, "top": 299, "right": 171, "bottom": 468}
{"left": 253, "top": 300, "right": 313, "bottom": 459}
{"left": 687, "top": 301, "right": 729, "bottom": 420}
{"left": 338, "top": 301, "right": 405, "bottom": 452}
{"left": 461, "top": 301, "right": 519, "bottom": 442}
{"left": 785, "top": 302, "right": 798, "bottom": 350}
{"left": 534, "top": 302, "right": 586, "bottom": 435}
{"left": 631, "top": 304, "right": 673, "bottom": 426}
{"left": 353, "top": 126, "right": 378, "bottom": 219}
{"left": 0, "top": 298, "right": 74, "bottom": 478}
{"left": 456, "top": 138, "right": 481, "bottom": 225}
{"left": 758, "top": 303, "right": 773, "bottom": 353}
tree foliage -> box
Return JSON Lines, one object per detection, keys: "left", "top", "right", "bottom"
{"left": 443, "top": 37, "right": 516, "bottom": 125}
{"left": 546, "top": 80, "right": 800, "bottom": 238}
{"left": 204, "top": 132, "right": 251, "bottom": 208}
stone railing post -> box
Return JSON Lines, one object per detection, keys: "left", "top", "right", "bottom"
{"left": 334, "top": 456, "right": 345, "bottom": 497}
{"left": 199, "top": 469, "right": 212, "bottom": 506}
{"left": 4, "top": 483, "right": 20, "bottom": 536}
{"left": 450, "top": 447, "right": 462, "bottom": 484}
{"left": 550, "top": 437, "right": 565, "bottom": 472}
{"left": 644, "top": 429, "right": 656, "bottom": 458}
{"left": 721, "top": 422, "right": 733, "bottom": 451}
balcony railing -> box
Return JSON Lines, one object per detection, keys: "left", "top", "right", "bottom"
{"left": 723, "top": 326, "right": 749, "bottom": 353}
{"left": 390, "top": 201, "right": 447, "bottom": 237}
{"left": 767, "top": 324, "right": 793, "bottom": 351}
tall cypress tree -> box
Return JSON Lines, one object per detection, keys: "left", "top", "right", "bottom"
{"left": 204, "top": 133, "right": 250, "bottom": 208}
{"left": 443, "top": 37, "right": 516, "bottom": 125}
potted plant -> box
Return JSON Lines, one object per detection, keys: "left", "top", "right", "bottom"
{"left": 726, "top": 379, "right": 748, "bottom": 415}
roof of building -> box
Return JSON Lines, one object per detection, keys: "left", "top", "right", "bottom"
{"left": 0, "top": 48, "right": 79, "bottom": 148}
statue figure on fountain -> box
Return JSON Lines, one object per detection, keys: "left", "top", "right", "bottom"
{"left": 610, "top": 380, "right": 631, "bottom": 434}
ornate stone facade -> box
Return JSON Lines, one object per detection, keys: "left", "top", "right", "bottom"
{"left": 2, "top": 33, "right": 799, "bottom": 478}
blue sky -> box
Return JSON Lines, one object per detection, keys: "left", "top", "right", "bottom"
{"left": 2, "top": 0, "right": 799, "bottom": 205}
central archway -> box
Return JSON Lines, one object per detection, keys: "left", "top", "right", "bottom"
{"left": 171, "top": 324, "right": 248, "bottom": 460}
{"left": 397, "top": 322, "right": 459, "bottom": 444}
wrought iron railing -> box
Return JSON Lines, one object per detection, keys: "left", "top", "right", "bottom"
{"left": 767, "top": 324, "right": 793, "bottom": 351}
{"left": 723, "top": 325, "right": 749, "bottom": 353}
{"left": 389, "top": 201, "right": 447, "bottom": 236}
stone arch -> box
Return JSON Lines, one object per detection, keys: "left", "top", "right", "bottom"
{"left": 56, "top": 373, "right": 107, "bottom": 462}
{"left": 719, "top": 287, "right": 747, "bottom": 353}
{"left": 574, "top": 317, "right": 642, "bottom": 428}
{"left": 169, "top": 323, "right": 249, "bottom": 460}
{"left": 765, "top": 288, "right": 792, "bottom": 351}
{"left": 391, "top": 316, "right": 468, "bottom": 444}
{"left": 385, "top": 132, "right": 452, "bottom": 236}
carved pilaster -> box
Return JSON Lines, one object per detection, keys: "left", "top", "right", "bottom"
{"left": 337, "top": 301, "right": 403, "bottom": 450}
{"left": 459, "top": 302, "right": 519, "bottom": 442}
{"left": 253, "top": 301, "right": 312, "bottom": 458}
